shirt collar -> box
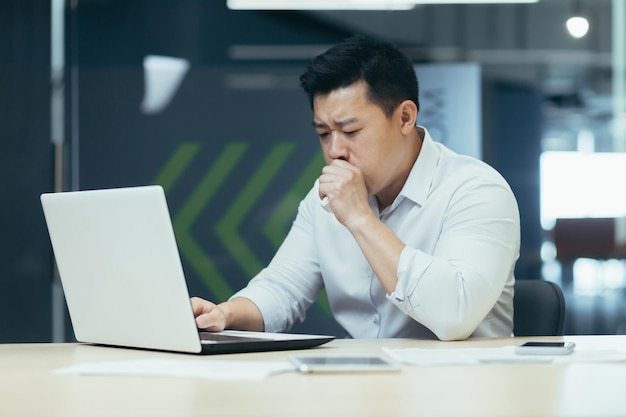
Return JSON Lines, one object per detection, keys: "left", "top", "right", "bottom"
{"left": 391, "top": 126, "right": 439, "bottom": 210}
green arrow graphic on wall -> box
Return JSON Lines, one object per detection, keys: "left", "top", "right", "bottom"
{"left": 153, "top": 143, "right": 246, "bottom": 299}
{"left": 215, "top": 142, "right": 296, "bottom": 277}
{"left": 152, "top": 142, "right": 330, "bottom": 315}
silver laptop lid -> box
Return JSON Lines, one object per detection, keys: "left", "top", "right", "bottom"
{"left": 41, "top": 185, "right": 203, "bottom": 353}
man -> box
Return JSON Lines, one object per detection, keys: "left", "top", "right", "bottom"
{"left": 192, "top": 34, "right": 520, "bottom": 340}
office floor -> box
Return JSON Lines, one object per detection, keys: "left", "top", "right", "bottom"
{"left": 543, "top": 258, "right": 626, "bottom": 335}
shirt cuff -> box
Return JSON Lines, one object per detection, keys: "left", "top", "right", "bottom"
{"left": 387, "top": 246, "right": 433, "bottom": 314}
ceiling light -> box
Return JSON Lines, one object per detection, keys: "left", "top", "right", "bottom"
{"left": 566, "top": 0, "right": 589, "bottom": 39}
{"left": 566, "top": 16, "right": 589, "bottom": 38}
{"left": 227, "top": 0, "right": 415, "bottom": 9}
{"left": 227, "top": 0, "right": 540, "bottom": 11}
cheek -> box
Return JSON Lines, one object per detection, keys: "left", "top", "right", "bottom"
{"left": 354, "top": 145, "right": 393, "bottom": 189}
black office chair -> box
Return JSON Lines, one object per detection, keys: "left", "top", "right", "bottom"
{"left": 513, "top": 280, "right": 566, "bottom": 336}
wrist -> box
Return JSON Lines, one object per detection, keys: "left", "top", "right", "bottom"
{"left": 217, "top": 301, "right": 234, "bottom": 329}
{"left": 345, "top": 210, "right": 377, "bottom": 234}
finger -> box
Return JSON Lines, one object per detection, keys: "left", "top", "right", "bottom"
{"left": 190, "top": 297, "right": 215, "bottom": 316}
{"left": 195, "top": 310, "right": 225, "bottom": 331}
{"left": 195, "top": 313, "right": 212, "bottom": 330}
{"left": 328, "top": 158, "right": 352, "bottom": 170}
{"left": 321, "top": 161, "right": 347, "bottom": 177}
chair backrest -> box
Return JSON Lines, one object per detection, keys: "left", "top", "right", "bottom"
{"left": 513, "top": 280, "right": 566, "bottom": 336}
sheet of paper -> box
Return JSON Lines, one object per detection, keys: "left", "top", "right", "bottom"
{"left": 554, "top": 349, "right": 626, "bottom": 363}
{"left": 53, "top": 358, "right": 295, "bottom": 380}
{"left": 383, "top": 346, "right": 552, "bottom": 365}
{"left": 383, "top": 345, "right": 626, "bottom": 366}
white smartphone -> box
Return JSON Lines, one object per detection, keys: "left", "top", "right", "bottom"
{"left": 289, "top": 354, "right": 400, "bottom": 373}
{"left": 514, "top": 341, "right": 576, "bottom": 355}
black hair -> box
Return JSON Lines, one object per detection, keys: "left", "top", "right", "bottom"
{"left": 299, "top": 34, "right": 419, "bottom": 118}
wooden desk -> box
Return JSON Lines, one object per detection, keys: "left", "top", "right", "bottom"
{"left": 1, "top": 336, "right": 626, "bottom": 417}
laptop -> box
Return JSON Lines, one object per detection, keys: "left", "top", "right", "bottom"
{"left": 40, "top": 185, "right": 334, "bottom": 354}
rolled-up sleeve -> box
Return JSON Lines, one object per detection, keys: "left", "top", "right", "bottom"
{"left": 387, "top": 178, "right": 520, "bottom": 341}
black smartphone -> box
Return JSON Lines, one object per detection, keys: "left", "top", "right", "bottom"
{"left": 514, "top": 341, "right": 576, "bottom": 355}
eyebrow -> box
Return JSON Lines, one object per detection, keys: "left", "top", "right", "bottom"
{"left": 312, "top": 117, "right": 358, "bottom": 129}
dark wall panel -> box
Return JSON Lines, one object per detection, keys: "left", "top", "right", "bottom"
{"left": 487, "top": 82, "right": 543, "bottom": 282}
{"left": 0, "top": 0, "right": 53, "bottom": 342}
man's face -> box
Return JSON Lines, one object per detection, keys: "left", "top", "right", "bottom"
{"left": 312, "top": 80, "right": 407, "bottom": 197}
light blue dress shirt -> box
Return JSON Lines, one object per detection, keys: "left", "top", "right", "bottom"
{"left": 232, "top": 128, "right": 520, "bottom": 340}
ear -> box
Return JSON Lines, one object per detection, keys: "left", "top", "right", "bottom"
{"left": 398, "top": 100, "right": 418, "bottom": 135}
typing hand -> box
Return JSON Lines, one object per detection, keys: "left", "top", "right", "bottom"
{"left": 191, "top": 297, "right": 227, "bottom": 332}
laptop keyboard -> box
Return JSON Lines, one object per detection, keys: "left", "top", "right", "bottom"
{"left": 199, "top": 332, "right": 270, "bottom": 344}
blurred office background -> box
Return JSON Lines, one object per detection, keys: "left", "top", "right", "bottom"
{"left": 1, "top": 0, "right": 625, "bottom": 342}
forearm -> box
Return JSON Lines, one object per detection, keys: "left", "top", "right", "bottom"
{"left": 346, "top": 213, "right": 405, "bottom": 294}
{"left": 220, "top": 297, "right": 265, "bottom": 332}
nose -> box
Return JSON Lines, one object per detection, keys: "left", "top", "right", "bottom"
{"left": 327, "top": 134, "right": 349, "bottom": 161}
